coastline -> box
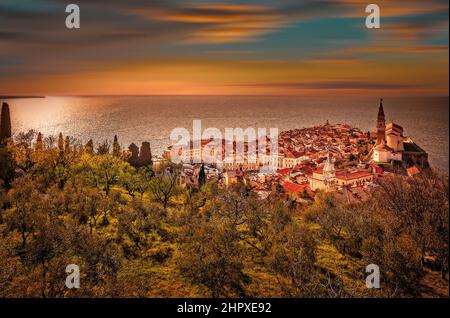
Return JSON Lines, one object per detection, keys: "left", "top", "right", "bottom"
{"left": 0, "top": 96, "right": 45, "bottom": 100}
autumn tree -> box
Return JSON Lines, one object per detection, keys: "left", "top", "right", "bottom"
{"left": 0, "top": 102, "right": 12, "bottom": 141}
{"left": 96, "top": 140, "right": 110, "bottom": 155}
{"left": 44, "top": 135, "right": 57, "bottom": 148}
{"left": 266, "top": 223, "right": 320, "bottom": 297}
{"left": 198, "top": 163, "right": 206, "bottom": 187}
{"left": 85, "top": 139, "right": 94, "bottom": 154}
{"left": 23, "top": 211, "right": 68, "bottom": 298}
{"left": 178, "top": 218, "right": 249, "bottom": 297}
{"left": 0, "top": 237, "right": 23, "bottom": 297}
{"left": 74, "top": 154, "right": 129, "bottom": 195}
{"left": 375, "top": 172, "right": 449, "bottom": 281}
{"left": 117, "top": 199, "right": 164, "bottom": 258}
{"left": 35, "top": 132, "right": 44, "bottom": 151}
{"left": 0, "top": 143, "right": 15, "bottom": 187}
{"left": 67, "top": 223, "right": 122, "bottom": 297}
{"left": 4, "top": 175, "right": 41, "bottom": 249}
{"left": 127, "top": 143, "right": 139, "bottom": 167}
{"left": 112, "top": 135, "right": 121, "bottom": 157}
{"left": 148, "top": 163, "right": 180, "bottom": 211}
{"left": 64, "top": 136, "right": 71, "bottom": 154}
{"left": 138, "top": 142, "right": 152, "bottom": 167}
{"left": 13, "top": 129, "right": 37, "bottom": 172}
{"left": 58, "top": 133, "right": 64, "bottom": 154}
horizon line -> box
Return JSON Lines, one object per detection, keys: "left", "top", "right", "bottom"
{"left": 1, "top": 94, "right": 449, "bottom": 99}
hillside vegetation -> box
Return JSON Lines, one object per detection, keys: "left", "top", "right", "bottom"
{"left": 0, "top": 132, "right": 448, "bottom": 298}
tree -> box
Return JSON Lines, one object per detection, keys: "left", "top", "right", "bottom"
{"left": 44, "top": 135, "right": 57, "bottom": 148}
{"left": 35, "top": 132, "right": 44, "bottom": 151}
{"left": 376, "top": 174, "right": 447, "bottom": 265}
{"left": 68, "top": 223, "right": 122, "bottom": 297}
{"left": 0, "top": 102, "right": 12, "bottom": 142}
{"left": 0, "top": 237, "right": 23, "bottom": 297}
{"left": 74, "top": 154, "right": 128, "bottom": 195}
{"left": 58, "top": 133, "right": 64, "bottom": 154}
{"left": 79, "top": 186, "right": 103, "bottom": 233}
{"left": 198, "top": 163, "right": 206, "bottom": 188}
{"left": 178, "top": 218, "right": 249, "bottom": 297}
{"left": 119, "top": 165, "right": 151, "bottom": 199}
{"left": 361, "top": 230, "right": 424, "bottom": 297}
{"left": 128, "top": 143, "right": 139, "bottom": 167}
{"left": 266, "top": 223, "right": 319, "bottom": 297}
{"left": 303, "top": 172, "right": 449, "bottom": 296}
{"left": 425, "top": 176, "right": 449, "bottom": 278}
{"left": 375, "top": 172, "right": 449, "bottom": 281}
{"left": 138, "top": 142, "right": 152, "bottom": 167}
{"left": 13, "top": 130, "right": 36, "bottom": 172}
{"left": 5, "top": 176, "right": 41, "bottom": 249}
{"left": 112, "top": 135, "right": 121, "bottom": 157}
{"left": 24, "top": 211, "right": 68, "bottom": 298}
{"left": 117, "top": 199, "right": 163, "bottom": 258}
{"left": 148, "top": 164, "right": 179, "bottom": 211}
{"left": 64, "top": 136, "right": 71, "bottom": 154}
{"left": 85, "top": 139, "right": 94, "bottom": 154}
{"left": 96, "top": 140, "right": 110, "bottom": 155}
{"left": 0, "top": 144, "right": 15, "bottom": 187}
{"left": 304, "top": 191, "right": 347, "bottom": 239}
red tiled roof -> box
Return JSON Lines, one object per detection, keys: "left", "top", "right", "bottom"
{"left": 283, "top": 182, "right": 306, "bottom": 193}
{"left": 302, "top": 166, "right": 313, "bottom": 174}
{"left": 277, "top": 168, "right": 291, "bottom": 175}
{"left": 284, "top": 149, "right": 296, "bottom": 158}
{"left": 284, "top": 149, "right": 304, "bottom": 159}
{"left": 336, "top": 170, "right": 372, "bottom": 180}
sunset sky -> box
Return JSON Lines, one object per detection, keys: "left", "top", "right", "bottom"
{"left": 0, "top": 0, "right": 448, "bottom": 96}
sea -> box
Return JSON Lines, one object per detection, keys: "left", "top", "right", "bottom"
{"left": 4, "top": 95, "right": 449, "bottom": 174}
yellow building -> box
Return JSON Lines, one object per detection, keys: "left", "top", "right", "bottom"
{"left": 310, "top": 154, "right": 373, "bottom": 191}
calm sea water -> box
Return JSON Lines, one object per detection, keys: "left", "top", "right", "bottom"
{"left": 4, "top": 96, "right": 449, "bottom": 173}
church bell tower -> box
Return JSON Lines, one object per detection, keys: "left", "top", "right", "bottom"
{"left": 376, "top": 98, "right": 386, "bottom": 145}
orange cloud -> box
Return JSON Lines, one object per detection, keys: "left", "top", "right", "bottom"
{"left": 380, "top": 20, "right": 449, "bottom": 41}
{"left": 1, "top": 56, "right": 447, "bottom": 96}
{"left": 131, "top": 3, "right": 285, "bottom": 44}
{"left": 329, "top": 46, "right": 449, "bottom": 55}
{"left": 334, "top": 0, "right": 449, "bottom": 17}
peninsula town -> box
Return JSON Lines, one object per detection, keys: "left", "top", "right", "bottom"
{"left": 163, "top": 99, "right": 429, "bottom": 203}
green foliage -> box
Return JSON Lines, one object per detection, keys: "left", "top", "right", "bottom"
{"left": 265, "top": 223, "right": 321, "bottom": 297}
{"left": 304, "top": 173, "right": 449, "bottom": 296}
{"left": 73, "top": 153, "right": 130, "bottom": 195}
{"left": 0, "top": 144, "right": 15, "bottom": 187}
{"left": 0, "top": 133, "right": 448, "bottom": 298}
{"left": 177, "top": 218, "right": 250, "bottom": 297}
{"left": 148, "top": 163, "right": 180, "bottom": 211}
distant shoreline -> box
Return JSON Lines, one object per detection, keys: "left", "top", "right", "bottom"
{"left": 1, "top": 96, "right": 45, "bottom": 100}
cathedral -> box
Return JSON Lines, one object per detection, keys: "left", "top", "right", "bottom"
{"left": 309, "top": 153, "right": 373, "bottom": 192}
{"left": 369, "top": 99, "right": 429, "bottom": 169}
{"left": 370, "top": 99, "right": 404, "bottom": 163}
